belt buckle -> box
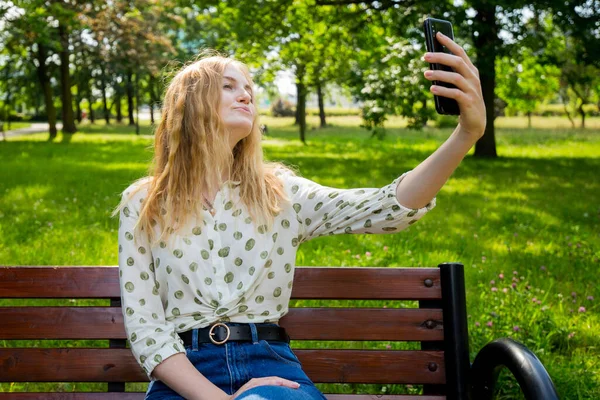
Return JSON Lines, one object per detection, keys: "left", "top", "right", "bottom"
{"left": 209, "top": 323, "right": 231, "bottom": 345}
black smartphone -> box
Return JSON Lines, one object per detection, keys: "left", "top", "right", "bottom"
{"left": 423, "top": 17, "right": 460, "bottom": 115}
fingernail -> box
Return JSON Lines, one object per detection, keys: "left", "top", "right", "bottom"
{"left": 438, "top": 32, "right": 446, "bottom": 38}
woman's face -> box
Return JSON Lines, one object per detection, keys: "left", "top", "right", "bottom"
{"left": 219, "top": 64, "right": 256, "bottom": 149}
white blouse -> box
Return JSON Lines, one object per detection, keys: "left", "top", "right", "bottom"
{"left": 118, "top": 168, "right": 436, "bottom": 381}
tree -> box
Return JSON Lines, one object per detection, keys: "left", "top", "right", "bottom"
{"left": 51, "top": 1, "right": 78, "bottom": 133}
{"left": 315, "top": 0, "right": 590, "bottom": 156}
{"left": 230, "top": 0, "right": 356, "bottom": 143}
{"left": 89, "top": 0, "right": 178, "bottom": 133}
{"left": 496, "top": 47, "right": 560, "bottom": 128}
{"left": 303, "top": 5, "right": 357, "bottom": 129}
{"left": 344, "top": 16, "right": 436, "bottom": 136}
{"left": 0, "top": 44, "right": 40, "bottom": 128}
{"left": 2, "top": 0, "right": 60, "bottom": 140}
{"left": 527, "top": 12, "right": 599, "bottom": 128}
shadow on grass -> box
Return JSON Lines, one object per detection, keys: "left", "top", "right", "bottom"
{"left": 60, "top": 132, "right": 74, "bottom": 144}
{"left": 1, "top": 132, "right": 598, "bottom": 274}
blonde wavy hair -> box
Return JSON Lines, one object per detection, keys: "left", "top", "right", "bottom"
{"left": 113, "top": 49, "right": 291, "bottom": 245}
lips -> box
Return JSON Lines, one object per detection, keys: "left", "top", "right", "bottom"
{"left": 234, "top": 107, "right": 252, "bottom": 115}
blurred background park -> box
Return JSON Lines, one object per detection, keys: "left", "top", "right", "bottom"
{"left": 1, "top": 0, "right": 599, "bottom": 398}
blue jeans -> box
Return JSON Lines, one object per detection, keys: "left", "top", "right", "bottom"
{"left": 144, "top": 323, "right": 327, "bottom": 400}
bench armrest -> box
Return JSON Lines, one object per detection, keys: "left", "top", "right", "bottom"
{"left": 470, "top": 337, "right": 559, "bottom": 400}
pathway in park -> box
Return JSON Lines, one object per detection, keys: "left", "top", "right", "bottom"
{"left": 1, "top": 122, "right": 62, "bottom": 140}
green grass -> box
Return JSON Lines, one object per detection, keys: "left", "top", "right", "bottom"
{"left": 2, "top": 121, "right": 32, "bottom": 131}
{"left": 1, "top": 116, "right": 599, "bottom": 398}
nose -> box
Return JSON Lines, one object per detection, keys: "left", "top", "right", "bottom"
{"left": 237, "top": 89, "right": 251, "bottom": 103}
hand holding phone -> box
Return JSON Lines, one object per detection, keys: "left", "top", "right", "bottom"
{"left": 423, "top": 17, "right": 460, "bottom": 115}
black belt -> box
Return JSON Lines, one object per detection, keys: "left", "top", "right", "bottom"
{"left": 178, "top": 323, "right": 290, "bottom": 346}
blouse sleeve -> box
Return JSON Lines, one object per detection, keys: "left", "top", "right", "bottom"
{"left": 281, "top": 170, "right": 436, "bottom": 243}
{"left": 117, "top": 184, "right": 186, "bottom": 382}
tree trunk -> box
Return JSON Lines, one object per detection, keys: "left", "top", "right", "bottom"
{"left": 4, "top": 62, "right": 11, "bottom": 130}
{"left": 100, "top": 65, "right": 110, "bottom": 124}
{"left": 296, "top": 64, "right": 307, "bottom": 144}
{"left": 116, "top": 90, "right": 123, "bottom": 123}
{"left": 559, "top": 84, "right": 575, "bottom": 128}
{"left": 472, "top": 3, "right": 498, "bottom": 158}
{"left": 35, "top": 43, "right": 58, "bottom": 141}
{"left": 58, "top": 22, "right": 76, "bottom": 133}
{"left": 88, "top": 78, "right": 95, "bottom": 123}
{"left": 74, "top": 56, "right": 82, "bottom": 123}
{"left": 135, "top": 71, "right": 140, "bottom": 135}
{"left": 294, "top": 74, "right": 301, "bottom": 127}
{"left": 570, "top": 84, "right": 589, "bottom": 129}
{"left": 149, "top": 74, "right": 156, "bottom": 125}
{"left": 127, "top": 70, "right": 135, "bottom": 126}
{"left": 89, "top": 100, "right": 95, "bottom": 123}
{"left": 527, "top": 111, "right": 531, "bottom": 128}
{"left": 75, "top": 94, "right": 82, "bottom": 123}
{"left": 578, "top": 102, "right": 585, "bottom": 129}
{"left": 317, "top": 82, "right": 327, "bottom": 128}
{"left": 564, "top": 104, "right": 575, "bottom": 128}
{"left": 35, "top": 92, "right": 41, "bottom": 116}
{"left": 3, "top": 106, "right": 9, "bottom": 131}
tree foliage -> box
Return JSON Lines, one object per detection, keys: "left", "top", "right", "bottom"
{"left": 496, "top": 47, "right": 561, "bottom": 127}
{"left": 0, "top": 0, "right": 598, "bottom": 146}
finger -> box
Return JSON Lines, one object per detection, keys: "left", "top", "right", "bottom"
{"left": 267, "top": 377, "right": 301, "bottom": 388}
{"left": 244, "top": 377, "right": 300, "bottom": 390}
{"left": 424, "top": 69, "right": 473, "bottom": 94}
{"left": 429, "top": 84, "right": 469, "bottom": 106}
{"left": 424, "top": 52, "right": 478, "bottom": 83}
{"left": 435, "top": 31, "right": 477, "bottom": 72}
{"left": 432, "top": 32, "right": 479, "bottom": 79}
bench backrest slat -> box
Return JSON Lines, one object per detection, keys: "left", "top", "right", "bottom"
{"left": 0, "top": 266, "right": 441, "bottom": 300}
{"left": 0, "top": 307, "right": 443, "bottom": 341}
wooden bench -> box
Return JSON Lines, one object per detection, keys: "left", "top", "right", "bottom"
{"left": 0, "top": 262, "right": 559, "bottom": 399}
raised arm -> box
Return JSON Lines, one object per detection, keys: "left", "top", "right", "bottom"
{"left": 396, "top": 31, "right": 486, "bottom": 210}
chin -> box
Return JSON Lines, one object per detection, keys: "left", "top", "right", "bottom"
{"left": 226, "top": 120, "right": 253, "bottom": 131}
{"left": 227, "top": 126, "right": 252, "bottom": 144}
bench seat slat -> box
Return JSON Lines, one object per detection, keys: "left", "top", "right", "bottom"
{"left": 0, "top": 348, "right": 444, "bottom": 384}
{"left": 0, "top": 267, "right": 441, "bottom": 300}
{"left": 0, "top": 394, "right": 446, "bottom": 399}
{"left": 0, "top": 307, "right": 443, "bottom": 342}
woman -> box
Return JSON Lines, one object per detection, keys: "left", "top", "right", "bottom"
{"left": 116, "top": 32, "right": 485, "bottom": 400}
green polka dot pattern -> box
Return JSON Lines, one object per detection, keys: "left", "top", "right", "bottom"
{"left": 118, "top": 170, "right": 435, "bottom": 381}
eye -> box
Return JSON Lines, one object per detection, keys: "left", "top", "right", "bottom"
{"left": 224, "top": 84, "right": 233, "bottom": 89}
